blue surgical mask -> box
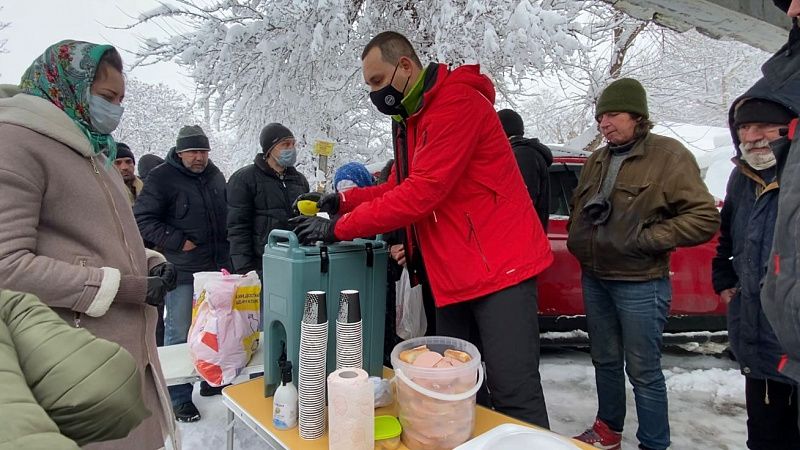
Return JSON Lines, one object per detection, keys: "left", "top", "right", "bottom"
{"left": 275, "top": 148, "right": 297, "bottom": 167}
{"left": 89, "top": 94, "right": 124, "bottom": 134}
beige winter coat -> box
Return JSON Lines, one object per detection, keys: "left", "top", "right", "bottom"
{"left": 0, "top": 91, "right": 178, "bottom": 450}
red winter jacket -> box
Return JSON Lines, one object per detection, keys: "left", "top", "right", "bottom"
{"left": 334, "top": 63, "right": 553, "bottom": 307}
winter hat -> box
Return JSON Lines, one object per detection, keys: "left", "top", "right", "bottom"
{"left": 175, "top": 125, "right": 210, "bottom": 152}
{"left": 138, "top": 154, "right": 165, "bottom": 179}
{"left": 734, "top": 98, "right": 795, "bottom": 128}
{"left": 259, "top": 123, "right": 294, "bottom": 155}
{"left": 115, "top": 142, "right": 135, "bottom": 163}
{"left": 497, "top": 109, "right": 524, "bottom": 138}
{"left": 334, "top": 162, "right": 374, "bottom": 192}
{"left": 595, "top": 78, "right": 649, "bottom": 120}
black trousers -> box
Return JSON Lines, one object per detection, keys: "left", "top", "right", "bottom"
{"left": 745, "top": 377, "right": 800, "bottom": 450}
{"left": 436, "top": 277, "right": 549, "bottom": 428}
{"left": 155, "top": 302, "right": 165, "bottom": 347}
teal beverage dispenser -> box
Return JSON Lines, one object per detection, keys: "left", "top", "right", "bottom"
{"left": 262, "top": 230, "right": 388, "bottom": 396}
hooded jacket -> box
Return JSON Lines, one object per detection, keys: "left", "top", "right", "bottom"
{"left": 0, "top": 90, "right": 177, "bottom": 450}
{"left": 759, "top": 40, "right": 800, "bottom": 382}
{"left": 712, "top": 77, "right": 800, "bottom": 383}
{"left": 227, "top": 153, "right": 309, "bottom": 273}
{"left": 332, "top": 63, "right": 553, "bottom": 307}
{"left": 0, "top": 290, "right": 149, "bottom": 450}
{"left": 134, "top": 147, "right": 230, "bottom": 283}
{"left": 509, "top": 136, "right": 553, "bottom": 232}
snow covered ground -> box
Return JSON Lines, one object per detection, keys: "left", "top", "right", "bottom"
{"left": 176, "top": 345, "right": 746, "bottom": 450}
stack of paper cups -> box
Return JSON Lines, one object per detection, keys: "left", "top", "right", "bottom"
{"left": 336, "top": 290, "right": 363, "bottom": 370}
{"left": 327, "top": 368, "right": 374, "bottom": 450}
{"left": 299, "top": 291, "right": 328, "bottom": 439}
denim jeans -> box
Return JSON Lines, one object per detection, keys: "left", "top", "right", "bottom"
{"left": 582, "top": 272, "right": 671, "bottom": 450}
{"left": 165, "top": 283, "right": 195, "bottom": 406}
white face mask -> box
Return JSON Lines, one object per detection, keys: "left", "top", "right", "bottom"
{"left": 739, "top": 139, "right": 777, "bottom": 170}
{"left": 89, "top": 94, "right": 124, "bottom": 134}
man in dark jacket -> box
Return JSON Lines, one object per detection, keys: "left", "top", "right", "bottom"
{"left": 568, "top": 78, "right": 720, "bottom": 450}
{"left": 132, "top": 152, "right": 167, "bottom": 345}
{"left": 760, "top": 0, "right": 800, "bottom": 396}
{"left": 497, "top": 108, "right": 552, "bottom": 231}
{"left": 713, "top": 88, "right": 799, "bottom": 450}
{"left": 763, "top": 1, "right": 800, "bottom": 436}
{"left": 227, "top": 123, "right": 309, "bottom": 275}
{"left": 133, "top": 124, "right": 229, "bottom": 423}
{"left": 291, "top": 31, "right": 553, "bottom": 427}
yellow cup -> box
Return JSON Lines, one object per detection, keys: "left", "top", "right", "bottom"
{"left": 297, "top": 200, "right": 320, "bottom": 216}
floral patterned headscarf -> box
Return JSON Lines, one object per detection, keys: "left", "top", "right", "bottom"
{"left": 20, "top": 40, "right": 119, "bottom": 160}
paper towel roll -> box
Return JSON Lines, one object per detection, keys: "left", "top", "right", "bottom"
{"left": 327, "top": 368, "right": 374, "bottom": 450}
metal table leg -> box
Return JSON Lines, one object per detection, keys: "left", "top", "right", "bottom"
{"left": 226, "top": 408, "right": 234, "bottom": 450}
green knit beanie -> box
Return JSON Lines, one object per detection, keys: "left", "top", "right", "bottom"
{"left": 595, "top": 78, "right": 649, "bottom": 120}
{"left": 176, "top": 125, "right": 211, "bottom": 152}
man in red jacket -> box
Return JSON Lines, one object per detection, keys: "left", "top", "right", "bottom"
{"left": 291, "top": 31, "right": 553, "bottom": 426}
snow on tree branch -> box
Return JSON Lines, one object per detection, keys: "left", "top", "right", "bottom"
{"left": 129, "top": 0, "right": 589, "bottom": 185}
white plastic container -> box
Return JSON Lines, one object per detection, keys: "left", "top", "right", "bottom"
{"left": 272, "top": 361, "right": 298, "bottom": 430}
{"left": 390, "top": 336, "right": 483, "bottom": 450}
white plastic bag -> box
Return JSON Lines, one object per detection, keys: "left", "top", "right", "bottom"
{"left": 188, "top": 270, "right": 261, "bottom": 386}
{"left": 370, "top": 376, "right": 393, "bottom": 408}
{"left": 395, "top": 267, "right": 427, "bottom": 340}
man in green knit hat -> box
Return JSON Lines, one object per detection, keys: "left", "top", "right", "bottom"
{"left": 567, "top": 78, "right": 720, "bottom": 450}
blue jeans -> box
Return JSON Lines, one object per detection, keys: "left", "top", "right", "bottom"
{"left": 165, "top": 283, "right": 194, "bottom": 406}
{"left": 582, "top": 272, "right": 671, "bottom": 450}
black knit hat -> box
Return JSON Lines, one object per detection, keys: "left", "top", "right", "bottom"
{"left": 176, "top": 125, "right": 210, "bottom": 152}
{"left": 497, "top": 109, "right": 524, "bottom": 138}
{"left": 734, "top": 98, "right": 795, "bottom": 128}
{"left": 259, "top": 123, "right": 294, "bottom": 154}
{"left": 596, "top": 78, "right": 649, "bottom": 120}
{"left": 115, "top": 142, "right": 135, "bottom": 163}
{"left": 138, "top": 154, "right": 165, "bottom": 179}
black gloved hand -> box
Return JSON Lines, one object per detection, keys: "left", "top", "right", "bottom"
{"left": 145, "top": 277, "right": 167, "bottom": 306}
{"left": 288, "top": 215, "right": 338, "bottom": 245}
{"left": 317, "top": 193, "right": 341, "bottom": 214}
{"left": 293, "top": 192, "right": 323, "bottom": 216}
{"left": 145, "top": 262, "right": 177, "bottom": 306}
{"left": 149, "top": 262, "right": 177, "bottom": 292}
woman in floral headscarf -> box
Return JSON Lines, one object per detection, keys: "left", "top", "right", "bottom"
{"left": 0, "top": 41, "right": 178, "bottom": 450}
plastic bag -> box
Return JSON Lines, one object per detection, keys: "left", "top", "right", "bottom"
{"left": 188, "top": 270, "right": 261, "bottom": 386}
{"left": 395, "top": 267, "right": 427, "bottom": 340}
{"left": 370, "top": 376, "right": 393, "bottom": 408}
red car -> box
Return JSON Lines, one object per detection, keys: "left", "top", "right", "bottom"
{"left": 538, "top": 147, "right": 726, "bottom": 333}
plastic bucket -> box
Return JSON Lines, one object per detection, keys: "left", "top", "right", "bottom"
{"left": 390, "top": 336, "right": 483, "bottom": 450}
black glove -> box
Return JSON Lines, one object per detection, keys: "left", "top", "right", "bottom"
{"left": 288, "top": 215, "right": 338, "bottom": 245}
{"left": 317, "top": 193, "right": 341, "bottom": 214}
{"left": 149, "top": 262, "right": 177, "bottom": 291}
{"left": 145, "top": 262, "right": 177, "bottom": 306}
{"left": 145, "top": 277, "right": 167, "bottom": 306}
{"left": 293, "top": 192, "right": 323, "bottom": 216}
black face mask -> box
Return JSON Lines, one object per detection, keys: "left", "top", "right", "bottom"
{"left": 370, "top": 62, "right": 410, "bottom": 116}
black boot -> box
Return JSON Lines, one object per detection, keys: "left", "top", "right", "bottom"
{"left": 199, "top": 380, "right": 229, "bottom": 397}
{"left": 174, "top": 401, "right": 201, "bottom": 423}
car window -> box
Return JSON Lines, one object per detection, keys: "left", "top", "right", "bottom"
{"left": 548, "top": 163, "right": 582, "bottom": 217}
